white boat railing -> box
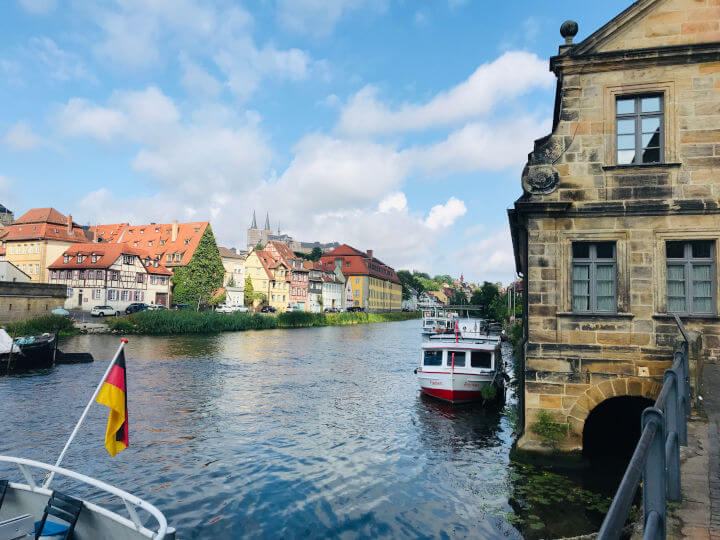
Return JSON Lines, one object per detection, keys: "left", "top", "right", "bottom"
{"left": 0, "top": 455, "right": 169, "bottom": 539}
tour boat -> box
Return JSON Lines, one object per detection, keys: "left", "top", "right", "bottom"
{"left": 421, "top": 308, "right": 460, "bottom": 336}
{"left": 0, "top": 456, "right": 173, "bottom": 539}
{"left": 415, "top": 324, "right": 504, "bottom": 404}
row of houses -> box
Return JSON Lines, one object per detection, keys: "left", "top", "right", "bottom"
{"left": 0, "top": 207, "right": 403, "bottom": 314}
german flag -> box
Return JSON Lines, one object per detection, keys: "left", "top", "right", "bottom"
{"left": 96, "top": 348, "right": 129, "bottom": 457}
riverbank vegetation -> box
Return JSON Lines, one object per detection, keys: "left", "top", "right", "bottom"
{"left": 4, "top": 315, "right": 78, "bottom": 337}
{"left": 106, "top": 309, "right": 420, "bottom": 335}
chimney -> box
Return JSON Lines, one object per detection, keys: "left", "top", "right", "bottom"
{"left": 171, "top": 220, "right": 178, "bottom": 242}
{"left": 67, "top": 214, "right": 72, "bottom": 233}
{"left": 367, "top": 249, "right": 373, "bottom": 258}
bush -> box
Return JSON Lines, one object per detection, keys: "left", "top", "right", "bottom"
{"left": 4, "top": 315, "right": 76, "bottom": 337}
{"left": 277, "top": 312, "right": 327, "bottom": 327}
{"left": 109, "top": 310, "right": 278, "bottom": 335}
{"left": 530, "top": 409, "right": 569, "bottom": 450}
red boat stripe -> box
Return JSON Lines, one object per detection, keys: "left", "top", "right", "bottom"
{"left": 421, "top": 387, "right": 483, "bottom": 402}
{"left": 418, "top": 370, "right": 493, "bottom": 375}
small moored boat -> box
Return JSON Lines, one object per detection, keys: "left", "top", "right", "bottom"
{"left": 421, "top": 308, "right": 459, "bottom": 337}
{"left": 0, "top": 330, "right": 56, "bottom": 375}
{"left": 415, "top": 323, "right": 504, "bottom": 404}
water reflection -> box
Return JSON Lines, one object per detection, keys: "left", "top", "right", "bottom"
{"left": 0, "top": 322, "right": 609, "bottom": 539}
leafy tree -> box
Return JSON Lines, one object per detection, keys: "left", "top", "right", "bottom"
{"left": 470, "top": 281, "right": 500, "bottom": 319}
{"left": 450, "top": 289, "right": 468, "bottom": 306}
{"left": 413, "top": 271, "right": 431, "bottom": 280}
{"left": 227, "top": 275, "right": 236, "bottom": 287}
{"left": 418, "top": 277, "right": 440, "bottom": 291}
{"left": 255, "top": 242, "right": 264, "bottom": 250}
{"left": 171, "top": 226, "right": 225, "bottom": 309}
{"left": 434, "top": 274, "right": 454, "bottom": 286}
{"left": 244, "top": 275, "right": 255, "bottom": 305}
{"left": 310, "top": 247, "right": 323, "bottom": 261}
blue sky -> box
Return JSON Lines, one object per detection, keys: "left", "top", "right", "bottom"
{"left": 1, "top": 0, "right": 631, "bottom": 284}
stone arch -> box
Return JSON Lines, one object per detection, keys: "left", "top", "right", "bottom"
{"left": 566, "top": 377, "right": 662, "bottom": 437}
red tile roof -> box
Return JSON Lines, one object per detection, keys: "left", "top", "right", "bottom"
{"left": 48, "top": 243, "right": 172, "bottom": 275}
{"left": 90, "top": 221, "right": 209, "bottom": 267}
{"left": 14, "top": 207, "right": 70, "bottom": 225}
{"left": 0, "top": 208, "right": 88, "bottom": 243}
{"left": 320, "top": 244, "right": 400, "bottom": 284}
{"left": 265, "top": 241, "right": 308, "bottom": 273}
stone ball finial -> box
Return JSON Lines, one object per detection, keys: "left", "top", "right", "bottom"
{"left": 560, "top": 20, "right": 579, "bottom": 44}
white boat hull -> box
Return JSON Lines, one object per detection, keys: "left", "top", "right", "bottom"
{"left": 416, "top": 370, "right": 497, "bottom": 404}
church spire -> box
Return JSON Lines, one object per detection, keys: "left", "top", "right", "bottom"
{"left": 264, "top": 212, "right": 270, "bottom": 231}
{"left": 251, "top": 210, "right": 257, "bottom": 229}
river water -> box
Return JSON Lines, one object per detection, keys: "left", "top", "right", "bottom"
{"left": 0, "top": 320, "right": 618, "bottom": 539}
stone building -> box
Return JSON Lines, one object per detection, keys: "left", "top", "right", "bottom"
{"left": 509, "top": 0, "right": 720, "bottom": 452}
{"left": 0, "top": 281, "right": 67, "bottom": 322}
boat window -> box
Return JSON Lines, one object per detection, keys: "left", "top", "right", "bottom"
{"left": 471, "top": 351, "right": 492, "bottom": 369}
{"left": 423, "top": 350, "right": 443, "bottom": 366}
{"left": 447, "top": 351, "right": 465, "bottom": 367}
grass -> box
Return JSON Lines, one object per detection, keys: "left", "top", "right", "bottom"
{"left": 3, "top": 315, "right": 78, "bottom": 337}
{"left": 107, "top": 309, "right": 421, "bottom": 335}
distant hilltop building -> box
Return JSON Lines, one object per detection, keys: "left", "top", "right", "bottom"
{"left": 246, "top": 210, "right": 340, "bottom": 254}
{"left": 0, "top": 204, "right": 13, "bottom": 226}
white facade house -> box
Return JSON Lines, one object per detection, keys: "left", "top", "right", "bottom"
{"left": 418, "top": 291, "right": 441, "bottom": 309}
{"left": 224, "top": 286, "right": 245, "bottom": 306}
{"left": 219, "top": 247, "right": 246, "bottom": 289}
{"left": 402, "top": 287, "right": 418, "bottom": 311}
{"left": 321, "top": 274, "right": 344, "bottom": 311}
{"left": 48, "top": 243, "right": 172, "bottom": 311}
{"left": 0, "top": 261, "right": 31, "bottom": 283}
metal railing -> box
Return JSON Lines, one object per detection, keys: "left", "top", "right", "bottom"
{"left": 597, "top": 314, "right": 691, "bottom": 539}
{"left": 0, "top": 455, "right": 171, "bottom": 539}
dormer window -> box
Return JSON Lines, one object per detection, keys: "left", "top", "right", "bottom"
{"left": 175, "top": 253, "right": 182, "bottom": 262}
{"left": 140, "top": 229, "right": 144, "bottom": 234}
{"left": 91, "top": 254, "right": 99, "bottom": 263}
{"left": 133, "top": 242, "right": 138, "bottom": 247}
{"left": 160, "top": 240, "right": 165, "bottom": 246}
{"left": 63, "top": 254, "right": 70, "bottom": 263}
{"left": 155, "top": 228, "right": 159, "bottom": 233}
{"left": 148, "top": 241, "right": 153, "bottom": 247}
{"left": 123, "top": 255, "right": 134, "bottom": 265}
{"left": 184, "top": 238, "right": 190, "bottom": 245}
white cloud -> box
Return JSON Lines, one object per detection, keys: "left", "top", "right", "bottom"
{"left": 55, "top": 98, "right": 126, "bottom": 140}
{"left": 3, "top": 122, "right": 44, "bottom": 151}
{"left": 425, "top": 197, "right": 466, "bottom": 230}
{"left": 406, "top": 116, "right": 551, "bottom": 175}
{"left": 181, "top": 58, "right": 222, "bottom": 99}
{"left": 338, "top": 51, "right": 553, "bottom": 135}
{"left": 24, "top": 37, "right": 95, "bottom": 82}
{"left": 277, "top": 0, "right": 387, "bottom": 36}
{"left": 18, "top": 0, "right": 56, "bottom": 15}
{"left": 457, "top": 227, "right": 517, "bottom": 284}
{"left": 378, "top": 192, "right": 407, "bottom": 213}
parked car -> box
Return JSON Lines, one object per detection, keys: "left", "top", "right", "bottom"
{"left": 285, "top": 306, "right": 296, "bottom": 313}
{"left": 146, "top": 303, "right": 167, "bottom": 310}
{"left": 216, "top": 304, "right": 246, "bottom": 313}
{"left": 324, "top": 307, "right": 339, "bottom": 313}
{"left": 171, "top": 303, "right": 193, "bottom": 310}
{"left": 260, "top": 305, "right": 276, "bottom": 313}
{"left": 347, "top": 306, "right": 365, "bottom": 312}
{"left": 125, "top": 303, "right": 149, "bottom": 314}
{"left": 91, "top": 305, "right": 120, "bottom": 317}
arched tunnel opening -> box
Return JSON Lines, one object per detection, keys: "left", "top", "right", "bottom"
{"left": 582, "top": 396, "right": 655, "bottom": 461}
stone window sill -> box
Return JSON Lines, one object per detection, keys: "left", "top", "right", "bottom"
{"left": 556, "top": 312, "right": 635, "bottom": 319}
{"left": 652, "top": 313, "right": 720, "bottom": 321}
{"left": 601, "top": 162, "right": 681, "bottom": 171}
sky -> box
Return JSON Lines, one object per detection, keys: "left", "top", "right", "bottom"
{"left": 0, "top": 0, "right": 632, "bottom": 285}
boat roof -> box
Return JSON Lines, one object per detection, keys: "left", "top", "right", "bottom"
{"left": 422, "top": 339, "right": 498, "bottom": 351}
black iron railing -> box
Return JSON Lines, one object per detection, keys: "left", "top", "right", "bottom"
{"left": 597, "top": 314, "right": 691, "bottom": 540}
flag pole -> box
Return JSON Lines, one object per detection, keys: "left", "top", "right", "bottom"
{"left": 43, "top": 339, "right": 128, "bottom": 488}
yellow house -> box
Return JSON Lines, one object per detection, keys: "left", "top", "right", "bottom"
{"left": 243, "top": 248, "right": 291, "bottom": 311}
{"left": 320, "top": 245, "right": 402, "bottom": 311}
{"left": 0, "top": 208, "right": 89, "bottom": 283}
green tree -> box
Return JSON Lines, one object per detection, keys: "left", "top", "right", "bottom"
{"left": 470, "top": 281, "right": 500, "bottom": 319}
{"left": 244, "top": 275, "right": 255, "bottom": 305}
{"left": 227, "top": 275, "right": 236, "bottom": 287}
{"left": 450, "top": 289, "right": 468, "bottom": 306}
{"left": 434, "top": 274, "right": 454, "bottom": 285}
{"left": 310, "top": 247, "right": 323, "bottom": 261}
{"left": 171, "top": 226, "right": 225, "bottom": 309}
{"left": 255, "top": 242, "right": 264, "bottom": 250}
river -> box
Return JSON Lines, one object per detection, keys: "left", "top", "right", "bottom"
{"left": 0, "top": 320, "right": 619, "bottom": 538}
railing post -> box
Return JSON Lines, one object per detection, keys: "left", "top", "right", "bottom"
{"left": 663, "top": 369, "right": 681, "bottom": 502}
{"left": 642, "top": 407, "right": 666, "bottom": 540}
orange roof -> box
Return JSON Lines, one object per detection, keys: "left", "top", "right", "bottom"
{"left": 90, "top": 221, "right": 209, "bottom": 267}
{"left": 1, "top": 207, "right": 88, "bottom": 243}
{"left": 320, "top": 244, "right": 400, "bottom": 284}
{"left": 48, "top": 243, "right": 172, "bottom": 275}
{"left": 15, "top": 207, "right": 70, "bottom": 225}
{"left": 265, "top": 241, "right": 308, "bottom": 272}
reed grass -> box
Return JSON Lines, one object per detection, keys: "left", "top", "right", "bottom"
{"left": 4, "top": 315, "right": 78, "bottom": 337}
{"left": 108, "top": 309, "right": 420, "bottom": 335}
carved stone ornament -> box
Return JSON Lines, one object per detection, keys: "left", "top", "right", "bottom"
{"left": 522, "top": 163, "right": 560, "bottom": 194}
{"left": 521, "top": 134, "right": 565, "bottom": 195}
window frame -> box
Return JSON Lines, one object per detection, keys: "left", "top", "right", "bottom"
{"left": 665, "top": 240, "right": 716, "bottom": 316}
{"left": 615, "top": 93, "right": 664, "bottom": 165}
{"left": 571, "top": 241, "right": 618, "bottom": 314}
